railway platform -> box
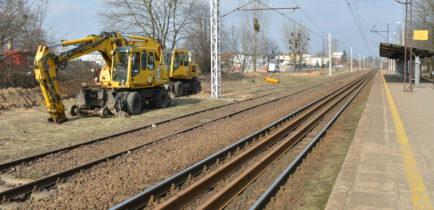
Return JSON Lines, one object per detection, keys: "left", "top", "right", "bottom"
{"left": 326, "top": 71, "right": 434, "bottom": 209}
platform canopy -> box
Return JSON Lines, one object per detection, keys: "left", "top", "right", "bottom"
{"left": 379, "top": 42, "right": 434, "bottom": 59}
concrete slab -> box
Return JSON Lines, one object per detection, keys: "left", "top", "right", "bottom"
{"left": 326, "top": 70, "right": 434, "bottom": 209}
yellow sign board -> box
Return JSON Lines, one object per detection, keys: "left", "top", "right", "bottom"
{"left": 413, "top": 30, "right": 429, "bottom": 40}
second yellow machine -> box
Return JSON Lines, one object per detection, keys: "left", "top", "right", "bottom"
{"left": 164, "top": 49, "right": 201, "bottom": 97}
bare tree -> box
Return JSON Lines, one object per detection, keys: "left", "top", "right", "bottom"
{"left": 182, "top": 1, "right": 210, "bottom": 73}
{"left": 282, "top": 23, "right": 310, "bottom": 71}
{"left": 0, "top": 0, "right": 48, "bottom": 88}
{"left": 262, "top": 37, "right": 279, "bottom": 69}
{"left": 242, "top": 1, "right": 268, "bottom": 71}
{"left": 413, "top": 0, "right": 434, "bottom": 77}
{"left": 413, "top": 0, "right": 434, "bottom": 48}
{"left": 227, "top": 24, "right": 254, "bottom": 72}
{"left": 0, "top": 0, "right": 48, "bottom": 56}
{"left": 99, "top": 0, "right": 196, "bottom": 49}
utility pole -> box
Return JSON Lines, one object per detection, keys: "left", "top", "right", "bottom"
{"left": 358, "top": 53, "right": 361, "bottom": 70}
{"left": 380, "top": 57, "right": 383, "bottom": 69}
{"left": 350, "top": 47, "right": 353, "bottom": 72}
{"left": 210, "top": 0, "right": 221, "bottom": 98}
{"left": 370, "top": 24, "right": 390, "bottom": 42}
{"left": 211, "top": 3, "right": 299, "bottom": 97}
{"left": 395, "top": 0, "right": 412, "bottom": 91}
{"left": 328, "top": 33, "right": 332, "bottom": 76}
{"left": 370, "top": 24, "right": 390, "bottom": 71}
{"left": 363, "top": 55, "right": 366, "bottom": 69}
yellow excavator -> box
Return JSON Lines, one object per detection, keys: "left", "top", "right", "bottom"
{"left": 34, "top": 31, "right": 171, "bottom": 123}
{"left": 164, "top": 49, "right": 201, "bottom": 97}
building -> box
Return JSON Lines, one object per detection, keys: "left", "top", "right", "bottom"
{"left": 75, "top": 52, "right": 105, "bottom": 65}
{"left": 0, "top": 50, "right": 32, "bottom": 67}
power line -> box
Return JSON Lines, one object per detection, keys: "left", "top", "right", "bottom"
{"left": 255, "top": 0, "right": 326, "bottom": 40}
{"left": 221, "top": 0, "right": 257, "bottom": 18}
{"left": 240, "top": 7, "right": 300, "bottom": 11}
{"left": 290, "top": 0, "right": 353, "bottom": 52}
{"left": 291, "top": 0, "right": 327, "bottom": 37}
{"left": 343, "top": 0, "right": 373, "bottom": 52}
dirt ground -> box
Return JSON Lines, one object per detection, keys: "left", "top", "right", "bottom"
{"left": 0, "top": 70, "right": 348, "bottom": 163}
{"left": 0, "top": 80, "right": 82, "bottom": 111}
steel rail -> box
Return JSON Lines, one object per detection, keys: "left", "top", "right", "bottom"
{"left": 200, "top": 71, "right": 375, "bottom": 210}
{"left": 156, "top": 71, "right": 374, "bottom": 210}
{"left": 109, "top": 72, "right": 372, "bottom": 210}
{"left": 0, "top": 73, "right": 359, "bottom": 202}
{"left": 249, "top": 71, "right": 375, "bottom": 210}
{"left": 0, "top": 73, "right": 354, "bottom": 172}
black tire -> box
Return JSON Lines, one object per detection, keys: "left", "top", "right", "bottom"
{"left": 173, "top": 81, "right": 184, "bottom": 97}
{"left": 154, "top": 88, "right": 170, "bottom": 108}
{"left": 68, "top": 105, "right": 78, "bottom": 116}
{"left": 126, "top": 92, "right": 142, "bottom": 115}
{"left": 192, "top": 79, "right": 201, "bottom": 93}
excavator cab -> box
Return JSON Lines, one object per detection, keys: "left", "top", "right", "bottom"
{"left": 108, "top": 47, "right": 168, "bottom": 89}
{"left": 165, "top": 49, "right": 192, "bottom": 78}
{"left": 111, "top": 48, "right": 129, "bottom": 83}
{"left": 71, "top": 46, "right": 170, "bottom": 118}
{"left": 164, "top": 49, "right": 200, "bottom": 97}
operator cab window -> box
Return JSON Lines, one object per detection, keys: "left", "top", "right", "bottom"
{"left": 131, "top": 52, "right": 140, "bottom": 77}
{"left": 164, "top": 51, "right": 172, "bottom": 66}
{"left": 183, "top": 53, "right": 189, "bottom": 66}
{"left": 148, "top": 52, "right": 155, "bottom": 70}
{"left": 174, "top": 53, "right": 180, "bottom": 70}
{"left": 141, "top": 51, "right": 147, "bottom": 70}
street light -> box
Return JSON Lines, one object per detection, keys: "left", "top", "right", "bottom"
{"left": 396, "top": 21, "right": 404, "bottom": 45}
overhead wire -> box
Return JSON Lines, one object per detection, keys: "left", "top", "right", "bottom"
{"left": 290, "top": 0, "right": 327, "bottom": 37}
{"left": 222, "top": 0, "right": 258, "bottom": 18}
{"left": 255, "top": 0, "right": 326, "bottom": 40}
{"left": 224, "top": 0, "right": 359, "bottom": 54}
{"left": 343, "top": 0, "right": 374, "bottom": 52}
{"left": 289, "top": 0, "right": 352, "bottom": 51}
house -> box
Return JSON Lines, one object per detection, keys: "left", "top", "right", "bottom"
{"left": 0, "top": 50, "right": 32, "bottom": 67}
{"left": 76, "top": 52, "right": 105, "bottom": 65}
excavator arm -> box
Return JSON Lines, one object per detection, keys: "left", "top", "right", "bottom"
{"left": 33, "top": 32, "right": 126, "bottom": 123}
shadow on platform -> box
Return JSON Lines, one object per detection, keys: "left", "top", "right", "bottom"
{"left": 383, "top": 73, "right": 434, "bottom": 84}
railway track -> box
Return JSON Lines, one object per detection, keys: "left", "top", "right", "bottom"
{"left": 0, "top": 72, "right": 359, "bottom": 203}
{"left": 110, "top": 70, "right": 375, "bottom": 210}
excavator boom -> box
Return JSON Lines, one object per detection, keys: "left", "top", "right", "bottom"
{"left": 33, "top": 32, "right": 125, "bottom": 123}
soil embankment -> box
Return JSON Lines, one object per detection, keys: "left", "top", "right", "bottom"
{"left": 0, "top": 80, "right": 82, "bottom": 111}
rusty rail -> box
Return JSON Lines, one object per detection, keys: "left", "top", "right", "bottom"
{"left": 0, "top": 73, "right": 357, "bottom": 202}
{"left": 109, "top": 71, "right": 373, "bottom": 210}
{"left": 156, "top": 72, "right": 373, "bottom": 210}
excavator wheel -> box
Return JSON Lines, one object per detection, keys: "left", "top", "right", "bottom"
{"left": 98, "top": 107, "right": 111, "bottom": 118}
{"left": 154, "top": 88, "right": 170, "bottom": 108}
{"left": 192, "top": 79, "right": 201, "bottom": 93}
{"left": 68, "top": 105, "right": 79, "bottom": 116}
{"left": 126, "top": 92, "right": 143, "bottom": 115}
{"left": 173, "top": 81, "right": 184, "bottom": 97}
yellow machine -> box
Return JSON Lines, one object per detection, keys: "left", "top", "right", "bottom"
{"left": 164, "top": 49, "right": 201, "bottom": 97}
{"left": 34, "top": 31, "right": 171, "bottom": 123}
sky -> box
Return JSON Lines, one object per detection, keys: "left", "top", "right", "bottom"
{"left": 43, "top": 0, "right": 405, "bottom": 57}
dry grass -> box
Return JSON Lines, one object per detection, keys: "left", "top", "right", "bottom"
{"left": 0, "top": 71, "right": 352, "bottom": 163}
